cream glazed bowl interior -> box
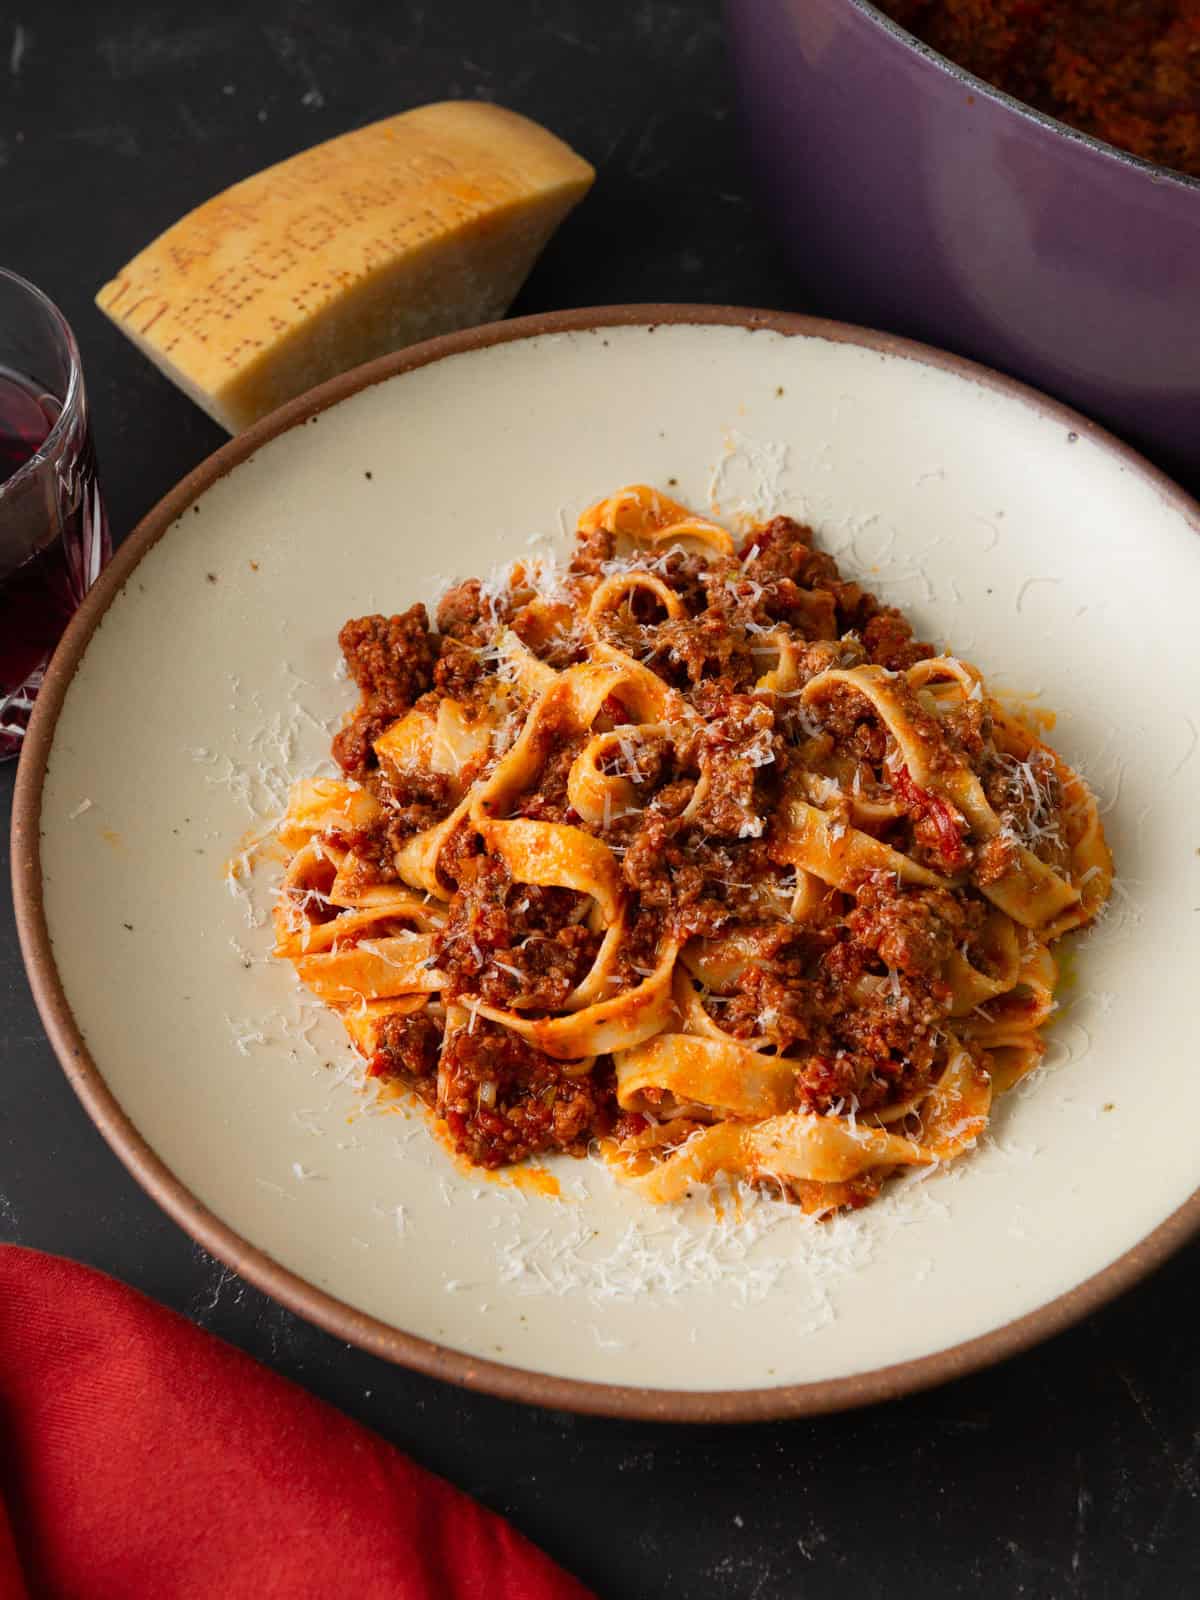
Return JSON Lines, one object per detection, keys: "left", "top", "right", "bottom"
{"left": 13, "top": 306, "right": 1200, "bottom": 1421}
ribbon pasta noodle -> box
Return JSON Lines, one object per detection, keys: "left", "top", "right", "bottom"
{"left": 271, "top": 484, "right": 1112, "bottom": 1213}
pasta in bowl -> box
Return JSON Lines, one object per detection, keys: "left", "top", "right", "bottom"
{"left": 273, "top": 485, "right": 1111, "bottom": 1215}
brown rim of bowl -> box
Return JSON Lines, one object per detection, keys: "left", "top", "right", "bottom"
{"left": 11, "top": 303, "right": 1200, "bottom": 1423}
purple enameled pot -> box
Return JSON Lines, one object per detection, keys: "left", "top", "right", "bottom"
{"left": 725, "top": 0, "right": 1200, "bottom": 487}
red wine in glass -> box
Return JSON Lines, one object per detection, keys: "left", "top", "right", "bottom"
{"left": 0, "top": 336, "right": 110, "bottom": 759}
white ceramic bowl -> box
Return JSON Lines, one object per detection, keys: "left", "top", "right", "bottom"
{"left": 14, "top": 307, "right": 1200, "bottom": 1419}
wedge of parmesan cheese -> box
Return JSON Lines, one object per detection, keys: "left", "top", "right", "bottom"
{"left": 96, "top": 101, "right": 594, "bottom": 432}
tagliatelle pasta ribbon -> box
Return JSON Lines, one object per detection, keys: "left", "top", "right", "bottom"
{"left": 276, "top": 778, "right": 383, "bottom": 854}
{"left": 567, "top": 728, "right": 645, "bottom": 826}
{"left": 670, "top": 963, "right": 771, "bottom": 1052}
{"left": 479, "top": 817, "right": 624, "bottom": 925}
{"left": 292, "top": 937, "right": 445, "bottom": 1006}
{"left": 616, "top": 1031, "right": 797, "bottom": 1120}
{"left": 944, "top": 909, "right": 1022, "bottom": 1017}
{"left": 959, "top": 938, "right": 1058, "bottom": 1041}
{"left": 579, "top": 484, "right": 735, "bottom": 556}
{"left": 393, "top": 791, "right": 475, "bottom": 901}
{"left": 586, "top": 569, "right": 688, "bottom": 627}
{"left": 802, "top": 662, "right": 1090, "bottom": 930}
{"left": 770, "top": 797, "right": 951, "bottom": 891}
{"left": 989, "top": 703, "right": 1113, "bottom": 938}
{"left": 269, "top": 483, "right": 1112, "bottom": 1216}
{"left": 342, "top": 995, "right": 436, "bottom": 1062}
{"left": 615, "top": 1113, "right": 934, "bottom": 1205}
{"left": 461, "top": 938, "right": 680, "bottom": 1060}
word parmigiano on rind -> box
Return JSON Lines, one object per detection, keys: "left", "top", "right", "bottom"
{"left": 95, "top": 101, "right": 595, "bottom": 432}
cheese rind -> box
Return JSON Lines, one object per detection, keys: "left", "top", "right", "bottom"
{"left": 96, "top": 102, "right": 595, "bottom": 432}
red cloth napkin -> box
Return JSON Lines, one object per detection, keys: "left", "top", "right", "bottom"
{"left": 0, "top": 1246, "right": 593, "bottom": 1600}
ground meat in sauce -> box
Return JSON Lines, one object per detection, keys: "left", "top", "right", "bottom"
{"left": 861, "top": 610, "right": 934, "bottom": 672}
{"left": 435, "top": 813, "right": 484, "bottom": 890}
{"left": 436, "top": 578, "right": 503, "bottom": 647}
{"left": 974, "top": 832, "right": 1020, "bottom": 886}
{"left": 653, "top": 550, "right": 712, "bottom": 614}
{"left": 740, "top": 518, "right": 932, "bottom": 670}
{"left": 845, "top": 875, "right": 967, "bottom": 978}
{"left": 512, "top": 732, "right": 587, "bottom": 824}
{"left": 978, "top": 745, "right": 1066, "bottom": 866}
{"left": 304, "top": 497, "right": 1083, "bottom": 1182}
{"left": 339, "top": 607, "right": 437, "bottom": 703}
{"left": 367, "top": 1009, "right": 442, "bottom": 1086}
{"left": 621, "top": 812, "right": 706, "bottom": 908}
{"left": 568, "top": 522, "right": 617, "bottom": 579}
{"left": 379, "top": 768, "right": 455, "bottom": 845}
{"left": 437, "top": 1017, "right": 611, "bottom": 1167}
{"left": 332, "top": 607, "right": 438, "bottom": 779}
{"left": 655, "top": 610, "right": 758, "bottom": 688}
{"left": 687, "top": 691, "right": 774, "bottom": 840}
{"left": 435, "top": 855, "right": 599, "bottom": 1011}
{"left": 713, "top": 964, "right": 817, "bottom": 1054}
{"left": 433, "top": 637, "right": 485, "bottom": 704}
{"left": 510, "top": 601, "right": 585, "bottom": 669}
{"left": 697, "top": 901, "right": 955, "bottom": 1116}
{"left": 875, "top": 0, "right": 1200, "bottom": 180}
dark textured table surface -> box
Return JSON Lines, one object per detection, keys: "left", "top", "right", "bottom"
{"left": 2, "top": 4, "right": 1198, "bottom": 1595}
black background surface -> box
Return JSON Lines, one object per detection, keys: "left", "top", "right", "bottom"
{"left": 2, "top": 4, "right": 1197, "bottom": 1595}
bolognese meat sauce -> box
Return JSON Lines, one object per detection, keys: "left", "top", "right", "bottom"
{"left": 304, "top": 507, "right": 1089, "bottom": 1186}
